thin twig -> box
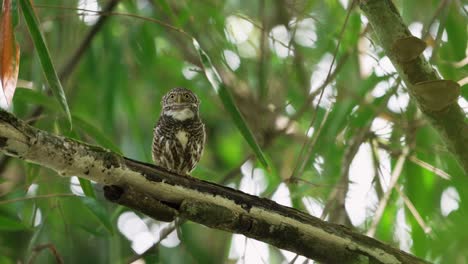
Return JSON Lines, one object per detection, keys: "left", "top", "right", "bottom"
{"left": 408, "top": 155, "right": 451, "bottom": 180}
{"left": 290, "top": 52, "right": 350, "bottom": 123}
{"left": 28, "top": 243, "right": 64, "bottom": 264}
{"left": 294, "top": 108, "right": 331, "bottom": 179}
{"left": 394, "top": 183, "right": 432, "bottom": 234}
{"left": 366, "top": 146, "right": 409, "bottom": 237}
{"left": 429, "top": 0, "right": 452, "bottom": 62}
{"left": 126, "top": 221, "right": 181, "bottom": 263}
{"left": 0, "top": 0, "right": 123, "bottom": 175}
{"left": 288, "top": 254, "right": 300, "bottom": 264}
{"left": 320, "top": 126, "right": 370, "bottom": 223}
{"left": 34, "top": 4, "right": 192, "bottom": 39}
{"left": 290, "top": 0, "right": 355, "bottom": 178}
{"left": 422, "top": 0, "right": 451, "bottom": 40}
{"left": 58, "top": 0, "right": 122, "bottom": 80}
{"left": 258, "top": 0, "right": 268, "bottom": 100}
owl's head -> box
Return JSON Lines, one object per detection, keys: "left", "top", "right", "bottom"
{"left": 161, "top": 87, "right": 200, "bottom": 121}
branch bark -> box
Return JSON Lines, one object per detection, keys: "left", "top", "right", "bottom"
{"left": 359, "top": 0, "right": 468, "bottom": 173}
{"left": 0, "top": 111, "right": 429, "bottom": 264}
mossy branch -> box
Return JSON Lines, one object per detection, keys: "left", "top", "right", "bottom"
{"left": 0, "top": 109, "right": 429, "bottom": 263}
{"left": 360, "top": 0, "right": 468, "bottom": 174}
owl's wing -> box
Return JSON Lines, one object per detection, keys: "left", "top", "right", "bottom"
{"left": 182, "top": 122, "right": 205, "bottom": 173}
{"left": 152, "top": 126, "right": 165, "bottom": 165}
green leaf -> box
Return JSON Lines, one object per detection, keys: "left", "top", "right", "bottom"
{"left": 78, "top": 223, "right": 110, "bottom": 237}
{"left": 193, "top": 38, "right": 269, "bottom": 168}
{"left": 18, "top": 0, "right": 72, "bottom": 127}
{"left": 14, "top": 87, "right": 58, "bottom": 109}
{"left": 0, "top": 255, "right": 14, "bottom": 264}
{"left": 15, "top": 88, "right": 120, "bottom": 154}
{"left": 81, "top": 197, "right": 113, "bottom": 235}
{"left": 0, "top": 215, "right": 28, "bottom": 231}
{"left": 444, "top": 3, "right": 467, "bottom": 60}
{"left": 73, "top": 115, "right": 122, "bottom": 154}
{"left": 11, "top": 0, "right": 18, "bottom": 28}
{"left": 78, "top": 178, "right": 96, "bottom": 199}
{"left": 25, "top": 163, "right": 40, "bottom": 185}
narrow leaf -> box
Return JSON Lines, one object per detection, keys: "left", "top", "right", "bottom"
{"left": 81, "top": 197, "right": 114, "bottom": 235}
{"left": 73, "top": 115, "right": 122, "bottom": 154}
{"left": 14, "top": 86, "right": 58, "bottom": 109}
{"left": 78, "top": 177, "right": 96, "bottom": 198}
{"left": 0, "top": 214, "right": 28, "bottom": 231}
{"left": 193, "top": 38, "right": 269, "bottom": 168}
{"left": 0, "top": 0, "right": 20, "bottom": 108}
{"left": 18, "top": 0, "right": 72, "bottom": 127}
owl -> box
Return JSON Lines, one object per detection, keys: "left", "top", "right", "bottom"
{"left": 152, "top": 87, "right": 205, "bottom": 175}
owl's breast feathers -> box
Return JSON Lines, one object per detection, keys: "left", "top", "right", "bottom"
{"left": 152, "top": 114, "right": 205, "bottom": 175}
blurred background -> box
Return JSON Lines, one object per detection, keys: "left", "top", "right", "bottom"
{"left": 0, "top": 0, "right": 467, "bottom": 263}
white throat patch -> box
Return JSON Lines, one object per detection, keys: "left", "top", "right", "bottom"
{"left": 176, "top": 130, "right": 189, "bottom": 149}
{"left": 166, "top": 108, "right": 194, "bottom": 121}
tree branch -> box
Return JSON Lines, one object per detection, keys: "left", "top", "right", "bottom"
{"left": 0, "top": 111, "right": 428, "bottom": 263}
{"left": 359, "top": 0, "right": 468, "bottom": 173}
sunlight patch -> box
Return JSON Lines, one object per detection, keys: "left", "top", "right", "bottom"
{"left": 70, "top": 176, "right": 85, "bottom": 196}
{"left": 223, "top": 50, "right": 241, "bottom": 71}
{"left": 33, "top": 209, "right": 42, "bottom": 227}
{"left": 225, "top": 16, "right": 253, "bottom": 44}
{"left": 408, "top": 22, "right": 423, "bottom": 38}
{"left": 346, "top": 143, "right": 378, "bottom": 226}
{"left": 358, "top": 36, "right": 375, "bottom": 78}
{"left": 309, "top": 53, "right": 336, "bottom": 108}
{"left": 371, "top": 117, "right": 393, "bottom": 140}
{"left": 387, "top": 92, "right": 409, "bottom": 113}
{"left": 240, "top": 160, "right": 267, "bottom": 195}
{"left": 302, "top": 196, "right": 324, "bottom": 217}
{"left": 148, "top": 222, "right": 180, "bottom": 248}
{"left": 228, "top": 234, "right": 269, "bottom": 263}
{"left": 26, "top": 183, "right": 39, "bottom": 197}
{"left": 291, "top": 18, "right": 317, "bottom": 48}
{"left": 374, "top": 56, "right": 396, "bottom": 77}
{"left": 458, "top": 97, "right": 468, "bottom": 114}
{"left": 272, "top": 183, "right": 292, "bottom": 207}
{"left": 117, "top": 211, "right": 149, "bottom": 241}
{"left": 394, "top": 204, "right": 412, "bottom": 252}
{"left": 441, "top": 187, "right": 460, "bottom": 216}
{"left": 182, "top": 63, "right": 199, "bottom": 80}
{"left": 131, "top": 231, "right": 155, "bottom": 254}
{"left": 77, "top": 0, "right": 101, "bottom": 26}
{"left": 269, "top": 25, "right": 293, "bottom": 58}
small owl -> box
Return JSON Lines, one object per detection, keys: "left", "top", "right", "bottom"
{"left": 152, "top": 87, "right": 205, "bottom": 175}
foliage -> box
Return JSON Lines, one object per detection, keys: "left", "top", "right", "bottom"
{"left": 0, "top": 0, "right": 467, "bottom": 263}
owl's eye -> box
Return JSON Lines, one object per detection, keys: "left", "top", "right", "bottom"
{"left": 184, "top": 94, "right": 190, "bottom": 99}
{"left": 170, "top": 94, "right": 175, "bottom": 99}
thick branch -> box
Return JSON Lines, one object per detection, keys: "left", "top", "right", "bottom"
{"left": 0, "top": 109, "right": 428, "bottom": 264}
{"left": 360, "top": 0, "right": 468, "bottom": 173}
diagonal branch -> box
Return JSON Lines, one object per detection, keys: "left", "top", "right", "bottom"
{"left": 0, "top": 111, "right": 429, "bottom": 264}
{"left": 359, "top": 0, "right": 468, "bottom": 173}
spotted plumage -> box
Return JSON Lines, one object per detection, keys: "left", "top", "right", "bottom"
{"left": 152, "top": 87, "right": 205, "bottom": 175}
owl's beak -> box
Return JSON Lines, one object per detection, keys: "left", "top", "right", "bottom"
{"left": 176, "top": 94, "right": 182, "bottom": 104}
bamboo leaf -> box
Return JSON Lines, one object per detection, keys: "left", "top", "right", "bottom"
{"left": 0, "top": 214, "right": 28, "bottom": 231}
{"left": 78, "top": 178, "right": 96, "bottom": 199}
{"left": 73, "top": 115, "right": 122, "bottom": 154}
{"left": 14, "top": 86, "right": 58, "bottom": 109}
{"left": 14, "top": 88, "right": 120, "bottom": 153}
{"left": 18, "top": 0, "right": 72, "bottom": 127}
{"left": 0, "top": 0, "right": 20, "bottom": 108}
{"left": 81, "top": 197, "right": 114, "bottom": 235}
{"left": 193, "top": 38, "right": 269, "bottom": 168}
